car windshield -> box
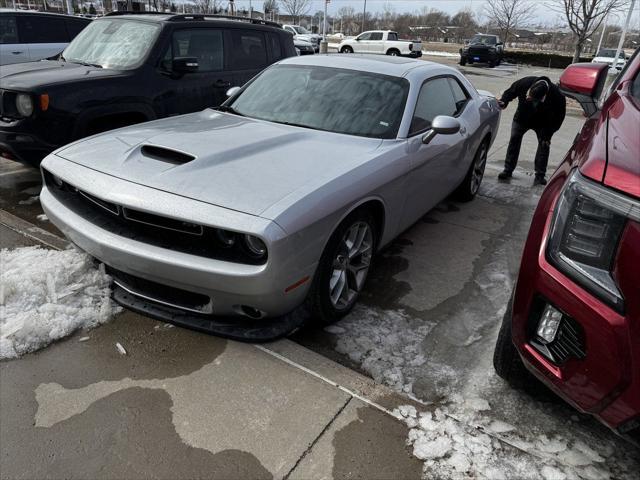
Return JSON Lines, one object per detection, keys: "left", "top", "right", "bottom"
{"left": 597, "top": 49, "right": 625, "bottom": 58}
{"left": 229, "top": 65, "right": 409, "bottom": 139}
{"left": 293, "top": 26, "right": 310, "bottom": 34}
{"left": 470, "top": 35, "right": 496, "bottom": 45}
{"left": 62, "top": 19, "right": 160, "bottom": 69}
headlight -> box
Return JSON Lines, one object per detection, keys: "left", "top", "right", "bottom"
{"left": 16, "top": 93, "right": 34, "bottom": 117}
{"left": 243, "top": 234, "right": 267, "bottom": 259}
{"left": 547, "top": 170, "right": 639, "bottom": 312}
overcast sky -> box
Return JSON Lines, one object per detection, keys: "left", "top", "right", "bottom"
{"left": 226, "top": 0, "right": 639, "bottom": 29}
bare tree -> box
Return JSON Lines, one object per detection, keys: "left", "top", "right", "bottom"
{"left": 550, "top": 0, "right": 629, "bottom": 62}
{"left": 194, "top": 0, "right": 217, "bottom": 14}
{"left": 484, "top": 0, "right": 536, "bottom": 44}
{"left": 280, "top": 0, "right": 311, "bottom": 23}
{"left": 264, "top": 0, "right": 279, "bottom": 20}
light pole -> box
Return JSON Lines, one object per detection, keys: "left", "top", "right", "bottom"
{"left": 596, "top": 16, "right": 608, "bottom": 54}
{"left": 361, "top": 0, "right": 366, "bottom": 33}
{"left": 613, "top": 0, "right": 635, "bottom": 69}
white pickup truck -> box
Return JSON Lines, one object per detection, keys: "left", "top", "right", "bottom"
{"left": 338, "top": 31, "right": 422, "bottom": 57}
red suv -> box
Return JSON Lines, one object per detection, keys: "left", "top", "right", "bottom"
{"left": 494, "top": 48, "right": 640, "bottom": 444}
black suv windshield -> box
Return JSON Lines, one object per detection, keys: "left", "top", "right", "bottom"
{"left": 229, "top": 65, "right": 409, "bottom": 139}
{"left": 293, "top": 26, "right": 310, "bottom": 34}
{"left": 62, "top": 19, "right": 160, "bottom": 69}
{"left": 470, "top": 35, "right": 497, "bottom": 45}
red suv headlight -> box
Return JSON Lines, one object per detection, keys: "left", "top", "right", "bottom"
{"left": 547, "top": 170, "right": 640, "bottom": 313}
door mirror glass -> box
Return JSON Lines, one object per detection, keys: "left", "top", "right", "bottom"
{"left": 226, "top": 86, "right": 241, "bottom": 98}
{"left": 422, "top": 116, "right": 460, "bottom": 144}
{"left": 172, "top": 57, "right": 199, "bottom": 73}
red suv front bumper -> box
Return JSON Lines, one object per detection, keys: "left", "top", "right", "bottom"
{"left": 511, "top": 167, "right": 640, "bottom": 439}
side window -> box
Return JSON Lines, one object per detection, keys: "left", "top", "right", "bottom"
{"left": 17, "top": 16, "right": 68, "bottom": 43}
{"left": 268, "top": 33, "right": 283, "bottom": 61}
{"left": 231, "top": 30, "right": 267, "bottom": 70}
{"left": 357, "top": 32, "right": 372, "bottom": 41}
{"left": 0, "top": 16, "right": 19, "bottom": 44}
{"left": 65, "top": 19, "right": 89, "bottom": 40}
{"left": 165, "top": 29, "right": 224, "bottom": 72}
{"left": 410, "top": 77, "right": 457, "bottom": 135}
{"left": 387, "top": 32, "right": 398, "bottom": 41}
{"left": 632, "top": 71, "right": 640, "bottom": 104}
{"left": 448, "top": 78, "right": 470, "bottom": 114}
{"left": 369, "top": 32, "right": 383, "bottom": 41}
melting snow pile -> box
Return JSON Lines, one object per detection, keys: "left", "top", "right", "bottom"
{"left": 394, "top": 400, "right": 615, "bottom": 480}
{"left": 0, "top": 246, "right": 120, "bottom": 359}
{"left": 325, "top": 305, "right": 434, "bottom": 394}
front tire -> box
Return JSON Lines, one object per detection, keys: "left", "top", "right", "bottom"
{"left": 452, "top": 140, "right": 488, "bottom": 202}
{"left": 387, "top": 49, "right": 400, "bottom": 56}
{"left": 341, "top": 46, "right": 353, "bottom": 53}
{"left": 459, "top": 56, "right": 467, "bottom": 66}
{"left": 308, "top": 209, "right": 377, "bottom": 325}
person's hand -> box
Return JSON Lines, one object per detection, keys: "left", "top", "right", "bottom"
{"left": 498, "top": 100, "right": 507, "bottom": 110}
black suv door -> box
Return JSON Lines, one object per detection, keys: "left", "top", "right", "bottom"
{"left": 158, "top": 26, "right": 233, "bottom": 116}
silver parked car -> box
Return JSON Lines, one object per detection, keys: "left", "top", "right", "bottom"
{"left": 40, "top": 55, "right": 500, "bottom": 340}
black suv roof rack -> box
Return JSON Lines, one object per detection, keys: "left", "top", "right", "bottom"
{"left": 106, "top": 11, "right": 281, "bottom": 28}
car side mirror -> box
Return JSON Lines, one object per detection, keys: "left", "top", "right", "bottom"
{"left": 172, "top": 57, "right": 199, "bottom": 73}
{"left": 226, "top": 86, "right": 241, "bottom": 98}
{"left": 559, "top": 62, "right": 609, "bottom": 116}
{"left": 496, "top": 42, "right": 503, "bottom": 46}
{"left": 355, "top": 38, "right": 361, "bottom": 41}
{"left": 422, "top": 116, "right": 461, "bottom": 144}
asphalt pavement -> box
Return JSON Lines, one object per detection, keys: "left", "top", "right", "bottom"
{"left": 1, "top": 55, "right": 638, "bottom": 479}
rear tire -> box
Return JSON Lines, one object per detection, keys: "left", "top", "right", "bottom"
{"left": 307, "top": 208, "right": 377, "bottom": 325}
{"left": 341, "top": 46, "right": 353, "bottom": 53}
{"left": 452, "top": 139, "right": 488, "bottom": 202}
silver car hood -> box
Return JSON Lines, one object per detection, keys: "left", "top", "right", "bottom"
{"left": 55, "top": 110, "right": 383, "bottom": 217}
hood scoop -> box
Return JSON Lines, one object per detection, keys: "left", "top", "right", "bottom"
{"left": 141, "top": 145, "right": 195, "bottom": 165}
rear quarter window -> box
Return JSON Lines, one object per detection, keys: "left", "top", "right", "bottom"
{"left": 0, "top": 16, "right": 19, "bottom": 44}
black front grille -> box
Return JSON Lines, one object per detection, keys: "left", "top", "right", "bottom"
{"left": 108, "top": 267, "right": 212, "bottom": 314}
{"left": 468, "top": 47, "right": 490, "bottom": 56}
{"left": 43, "top": 169, "right": 267, "bottom": 265}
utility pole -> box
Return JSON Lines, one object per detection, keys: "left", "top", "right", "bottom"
{"left": 323, "top": 0, "right": 327, "bottom": 41}
{"left": 361, "top": 0, "right": 366, "bottom": 33}
{"left": 596, "top": 16, "right": 608, "bottom": 54}
{"left": 613, "top": 0, "right": 635, "bottom": 69}
{"left": 66, "top": 0, "right": 72, "bottom": 14}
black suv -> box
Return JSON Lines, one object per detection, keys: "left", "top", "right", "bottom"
{"left": 0, "top": 13, "right": 295, "bottom": 166}
{"left": 459, "top": 34, "right": 504, "bottom": 68}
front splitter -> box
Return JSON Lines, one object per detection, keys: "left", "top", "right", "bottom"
{"left": 112, "top": 285, "right": 310, "bottom": 342}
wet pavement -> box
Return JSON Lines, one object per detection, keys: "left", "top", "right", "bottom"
{"left": 1, "top": 58, "right": 638, "bottom": 478}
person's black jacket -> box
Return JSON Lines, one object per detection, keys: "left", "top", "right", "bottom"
{"left": 500, "top": 76, "right": 566, "bottom": 140}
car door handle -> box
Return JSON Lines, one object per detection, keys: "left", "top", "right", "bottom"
{"left": 214, "top": 79, "right": 231, "bottom": 88}
{"left": 11, "top": 51, "right": 23, "bottom": 55}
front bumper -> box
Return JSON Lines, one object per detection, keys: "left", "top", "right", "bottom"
{"left": 511, "top": 182, "right": 640, "bottom": 432}
{"left": 461, "top": 50, "right": 499, "bottom": 62}
{"left": 0, "top": 119, "right": 58, "bottom": 167}
{"left": 40, "top": 156, "right": 319, "bottom": 338}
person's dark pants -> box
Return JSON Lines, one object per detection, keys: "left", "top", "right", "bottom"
{"left": 504, "top": 122, "right": 551, "bottom": 177}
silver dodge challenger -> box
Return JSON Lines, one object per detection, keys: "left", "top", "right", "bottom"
{"left": 40, "top": 55, "right": 500, "bottom": 340}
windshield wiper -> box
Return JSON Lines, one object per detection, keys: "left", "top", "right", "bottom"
{"left": 71, "top": 60, "right": 103, "bottom": 68}
{"left": 217, "top": 105, "right": 244, "bottom": 116}
{"left": 272, "top": 120, "right": 314, "bottom": 130}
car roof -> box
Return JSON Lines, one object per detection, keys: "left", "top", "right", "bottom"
{"left": 101, "top": 12, "right": 283, "bottom": 30}
{"left": 0, "top": 9, "right": 86, "bottom": 19}
{"left": 279, "top": 54, "right": 443, "bottom": 78}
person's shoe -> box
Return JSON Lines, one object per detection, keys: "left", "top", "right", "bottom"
{"left": 533, "top": 176, "right": 547, "bottom": 186}
{"left": 498, "top": 170, "right": 512, "bottom": 180}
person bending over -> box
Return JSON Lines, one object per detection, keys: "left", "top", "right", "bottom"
{"left": 498, "top": 76, "right": 566, "bottom": 186}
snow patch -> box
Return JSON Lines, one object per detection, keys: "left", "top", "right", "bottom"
{"left": 0, "top": 246, "right": 120, "bottom": 359}
{"left": 18, "top": 195, "right": 39, "bottom": 205}
{"left": 325, "top": 305, "right": 434, "bottom": 394}
{"left": 37, "top": 214, "right": 48, "bottom": 222}
{"left": 423, "top": 50, "right": 459, "bottom": 58}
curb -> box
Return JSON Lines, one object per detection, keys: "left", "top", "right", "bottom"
{"left": 0, "top": 209, "right": 69, "bottom": 251}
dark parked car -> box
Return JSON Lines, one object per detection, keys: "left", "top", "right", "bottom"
{"left": 459, "top": 34, "right": 503, "bottom": 68}
{"left": 0, "top": 10, "right": 90, "bottom": 65}
{"left": 493, "top": 48, "right": 640, "bottom": 444}
{"left": 0, "top": 12, "right": 295, "bottom": 166}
